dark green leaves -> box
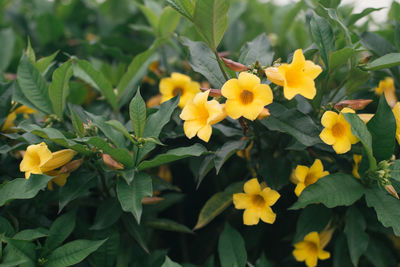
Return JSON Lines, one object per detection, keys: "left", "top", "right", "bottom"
{"left": 214, "top": 139, "right": 247, "bottom": 174}
{"left": 44, "top": 211, "right": 76, "bottom": 252}
{"left": 49, "top": 60, "right": 73, "bottom": 118}
{"left": 238, "top": 33, "right": 274, "bottom": 67}
{"left": 0, "top": 28, "right": 16, "bottom": 71}
{"left": 218, "top": 224, "right": 247, "bottom": 267}
{"left": 364, "top": 53, "right": 400, "bottom": 71}
{"left": 294, "top": 205, "right": 332, "bottom": 243}
{"left": 310, "top": 14, "right": 335, "bottom": 68}
{"left": 129, "top": 90, "right": 146, "bottom": 138}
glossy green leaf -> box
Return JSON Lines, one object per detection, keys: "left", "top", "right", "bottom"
{"left": 214, "top": 139, "right": 247, "bottom": 174}
{"left": 13, "top": 228, "right": 49, "bottom": 241}
{"left": 44, "top": 211, "right": 76, "bottom": 252}
{"left": 68, "top": 104, "right": 84, "bottom": 138}
{"left": 238, "top": 33, "right": 274, "bottom": 67}
{"left": 3, "top": 238, "right": 36, "bottom": 266}
{"left": 129, "top": 90, "right": 146, "bottom": 139}
{"left": 0, "top": 28, "right": 16, "bottom": 71}
{"left": 310, "top": 14, "right": 335, "bottom": 67}
{"left": 35, "top": 51, "right": 59, "bottom": 75}
{"left": 329, "top": 47, "right": 356, "bottom": 72}
{"left": 218, "top": 224, "right": 247, "bottom": 267}
{"left": 364, "top": 53, "right": 400, "bottom": 71}
{"left": 146, "top": 219, "right": 194, "bottom": 234}
{"left": 49, "top": 60, "right": 73, "bottom": 118}
{"left": 166, "top": 0, "right": 194, "bottom": 21}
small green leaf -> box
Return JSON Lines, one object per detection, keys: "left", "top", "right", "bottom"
{"left": 290, "top": 173, "right": 365, "bottom": 210}
{"left": 129, "top": 90, "right": 146, "bottom": 139}
{"left": 214, "top": 140, "right": 247, "bottom": 174}
{"left": 35, "top": 51, "right": 59, "bottom": 74}
{"left": 146, "top": 219, "right": 194, "bottom": 234}
{"left": 348, "top": 7, "right": 383, "bottom": 26}
{"left": 106, "top": 120, "right": 133, "bottom": 142}
{"left": 364, "top": 53, "right": 400, "bottom": 71}
{"left": 88, "top": 228, "right": 120, "bottom": 267}
{"left": 310, "top": 14, "right": 335, "bottom": 68}
{"left": 136, "top": 3, "right": 159, "bottom": 29}
{"left": 238, "top": 33, "right": 274, "bottom": 67}
{"left": 45, "top": 211, "right": 76, "bottom": 252}
{"left": 218, "top": 224, "right": 247, "bottom": 267}
{"left": 121, "top": 214, "right": 149, "bottom": 253}
{"left": 0, "top": 28, "right": 16, "bottom": 71}
{"left": 68, "top": 104, "right": 85, "bottom": 138}
{"left": 345, "top": 67, "right": 370, "bottom": 94}
{"left": 3, "top": 238, "right": 36, "bottom": 266}
{"left": 49, "top": 60, "right": 73, "bottom": 118}
{"left": 166, "top": 0, "right": 194, "bottom": 21}
{"left": 329, "top": 47, "right": 356, "bottom": 72}
{"left": 13, "top": 228, "right": 49, "bottom": 241}
{"left": 390, "top": 160, "right": 400, "bottom": 182}
{"left": 158, "top": 7, "right": 181, "bottom": 39}
{"left": 162, "top": 256, "right": 182, "bottom": 267}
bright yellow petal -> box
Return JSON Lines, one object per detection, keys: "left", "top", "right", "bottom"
{"left": 221, "top": 79, "right": 241, "bottom": 100}
{"left": 333, "top": 137, "right": 351, "bottom": 154}
{"left": 238, "top": 72, "right": 260, "bottom": 91}
{"left": 41, "top": 149, "right": 77, "bottom": 173}
{"left": 197, "top": 125, "right": 212, "bottom": 142}
{"left": 242, "top": 103, "right": 264, "bottom": 121}
{"left": 297, "top": 78, "right": 316, "bottom": 99}
{"left": 358, "top": 113, "right": 374, "bottom": 123}
{"left": 291, "top": 49, "right": 306, "bottom": 69}
{"left": 305, "top": 255, "right": 318, "bottom": 267}
{"left": 319, "top": 128, "right": 335, "bottom": 145}
{"left": 233, "top": 193, "right": 251, "bottom": 209}
{"left": 159, "top": 78, "right": 174, "bottom": 96}
{"left": 259, "top": 206, "right": 276, "bottom": 224}
{"left": 318, "top": 249, "right": 330, "bottom": 260}
{"left": 282, "top": 86, "right": 299, "bottom": 100}
{"left": 192, "top": 90, "right": 209, "bottom": 105}
{"left": 244, "top": 178, "right": 261, "bottom": 194}
{"left": 206, "top": 101, "right": 226, "bottom": 125}
{"left": 184, "top": 81, "right": 201, "bottom": 95}
{"left": 225, "top": 99, "right": 247, "bottom": 119}
{"left": 260, "top": 187, "right": 280, "bottom": 206}
{"left": 294, "top": 165, "right": 309, "bottom": 183}
{"left": 309, "top": 159, "right": 323, "bottom": 174}
{"left": 20, "top": 142, "right": 52, "bottom": 173}
{"left": 180, "top": 101, "right": 199, "bottom": 121}
{"left": 183, "top": 120, "right": 204, "bottom": 139}
{"left": 14, "top": 105, "right": 37, "bottom": 115}
{"left": 293, "top": 243, "right": 308, "bottom": 261}
{"left": 252, "top": 84, "right": 273, "bottom": 106}
{"left": 1, "top": 112, "right": 16, "bottom": 132}
{"left": 321, "top": 111, "right": 338, "bottom": 128}
{"left": 243, "top": 207, "right": 260, "bottom": 225}
{"left": 304, "top": 60, "right": 322, "bottom": 79}
{"left": 170, "top": 72, "right": 191, "bottom": 85}
{"left": 295, "top": 183, "right": 306, "bottom": 196}
{"left": 304, "top": 232, "right": 320, "bottom": 246}
{"left": 265, "top": 67, "right": 284, "bottom": 86}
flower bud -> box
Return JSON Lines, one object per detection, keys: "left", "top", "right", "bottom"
{"left": 59, "top": 159, "right": 84, "bottom": 174}
{"left": 200, "top": 88, "right": 222, "bottom": 97}
{"left": 334, "top": 99, "right": 372, "bottom": 111}
{"left": 257, "top": 108, "right": 270, "bottom": 120}
{"left": 102, "top": 154, "right": 124, "bottom": 170}
{"left": 221, "top": 57, "right": 248, "bottom": 72}
{"left": 142, "top": 197, "right": 164, "bottom": 205}
{"left": 385, "top": 184, "right": 399, "bottom": 199}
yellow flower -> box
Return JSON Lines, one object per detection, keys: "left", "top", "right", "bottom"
{"left": 352, "top": 154, "right": 362, "bottom": 179}
{"left": 20, "top": 142, "right": 77, "bottom": 179}
{"left": 393, "top": 102, "right": 400, "bottom": 145}
{"left": 237, "top": 141, "right": 253, "bottom": 161}
{"left": 158, "top": 165, "right": 172, "bottom": 183}
{"left": 319, "top": 108, "right": 359, "bottom": 154}
{"left": 233, "top": 178, "right": 280, "bottom": 225}
{"left": 290, "top": 159, "right": 329, "bottom": 197}
{"left": 221, "top": 72, "right": 273, "bottom": 121}
{"left": 46, "top": 171, "right": 70, "bottom": 191}
{"left": 146, "top": 94, "right": 162, "bottom": 108}
{"left": 374, "top": 77, "right": 397, "bottom": 107}
{"left": 1, "top": 105, "right": 37, "bottom": 132}
{"left": 265, "top": 49, "right": 322, "bottom": 100}
{"left": 257, "top": 108, "right": 270, "bottom": 120}
{"left": 358, "top": 113, "right": 374, "bottom": 123}
{"left": 179, "top": 90, "right": 226, "bottom": 142}
{"left": 159, "top": 72, "right": 200, "bottom": 108}
{"left": 293, "top": 231, "right": 331, "bottom": 267}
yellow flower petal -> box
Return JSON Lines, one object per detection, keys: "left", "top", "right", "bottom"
{"left": 243, "top": 207, "right": 260, "bottom": 225}
{"left": 233, "top": 193, "right": 251, "bottom": 209}
{"left": 159, "top": 73, "right": 200, "bottom": 108}
{"left": 265, "top": 67, "right": 284, "bottom": 86}
{"left": 20, "top": 142, "right": 53, "bottom": 179}
{"left": 197, "top": 125, "right": 212, "bottom": 142}
{"left": 321, "top": 111, "right": 338, "bottom": 128}
{"left": 243, "top": 178, "right": 261, "bottom": 194}
{"left": 183, "top": 120, "right": 203, "bottom": 139}
{"left": 40, "top": 149, "right": 77, "bottom": 173}
{"left": 221, "top": 79, "right": 241, "bottom": 100}
{"left": 238, "top": 72, "right": 260, "bottom": 90}
{"left": 318, "top": 250, "right": 330, "bottom": 260}
{"left": 1, "top": 112, "right": 16, "bottom": 132}
{"left": 260, "top": 187, "right": 280, "bottom": 206}
{"left": 319, "top": 128, "right": 335, "bottom": 145}
{"left": 305, "top": 255, "right": 318, "bottom": 267}
{"left": 259, "top": 206, "right": 276, "bottom": 224}
{"left": 294, "top": 183, "right": 306, "bottom": 196}
{"left": 309, "top": 159, "right": 323, "bottom": 174}
{"left": 292, "top": 49, "right": 306, "bottom": 69}
{"left": 304, "top": 61, "right": 322, "bottom": 79}
{"left": 304, "top": 232, "right": 320, "bottom": 246}
{"left": 332, "top": 137, "right": 351, "bottom": 154}
{"left": 294, "top": 165, "right": 309, "bottom": 183}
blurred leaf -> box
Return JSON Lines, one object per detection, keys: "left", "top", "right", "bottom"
{"left": 344, "top": 206, "right": 369, "bottom": 266}
{"left": 2, "top": 238, "right": 36, "bottom": 266}
{"left": 315, "top": 5, "right": 351, "bottom": 44}
{"left": 329, "top": 47, "right": 356, "bottom": 72}
{"left": 348, "top": 7, "right": 383, "bottom": 26}
{"left": 194, "top": 154, "right": 215, "bottom": 188}
{"left": 290, "top": 173, "right": 365, "bottom": 210}
{"left": 130, "top": 90, "right": 146, "bottom": 139}
{"left": 333, "top": 233, "right": 353, "bottom": 267}
{"left": 117, "top": 172, "right": 153, "bottom": 223}
{"left": 194, "top": 182, "right": 244, "bottom": 230}
{"left": 158, "top": 7, "right": 181, "bottom": 39}
{"left": 364, "top": 237, "right": 397, "bottom": 267}
{"left": 0, "top": 28, "right": 15, "bottom": 71}
{"left": 279, "top": 1, "right": 305, "bottom": 43}
{"left": 106, "top": 120, "right": 133, "bottom": 142}
{"left": 166, "top": 0, "right": 194, "bottom": 21}
{"left": 0, "top": 82, "right": 13, "bottom": 127}
{"left": 44, "top": 211, "right": 76, "bottom": 252}
{"left": 13, "top": 228, "right": 49, "bottom": 241}
{"left": 361, "top": 32, "right": 397, "bottom": 57}
{"left": 35, "top": 51, "right": 59, "bottom": 75}
{"left": 36, "top": 13, "right": 64, "bottom": 45}
{"left": 137, "top": 3, "right": 159, "bottom": 29}
{"left": 390, "top": 160, "right": 400, "bottom": 182}
{"left": 17, "top": 53, "right": 53, "bottom": 114}
{"left": 0, "top": 217, "right": 15, "bottom": 237}
{"left": 345, "top": 67, "right": 370, "bottom": 94}
{"left": 88, "top": 228, "right": 120, "bottom": 267}
{"left": 238, "top": 33, "right": 274, "bottom": 67}
{"left": 364, "top": 53, "right": 400, "bottom": 71}
{"left": 121, "top": 214, "right": 149, "bottom": 253}
{"left": 182, "top": 38, "right": 226, "bottom": 88}
{"left": 255, "top": 253, "right": 272, "bottom": 267}
{"left": 139, "top": 144, "right": 207, "bottom": 170}
{"left": 218, "top": 224, "right": 247, "bottom": 267}
{"left": 44, "top": 239, "right": 106, "bottom": 267}
{"left": 146, "top": 219, "right": 194, "bottom": 234}
{"left": 49, "top": 60, "right": 73, "bottom": 118}
{"left": 214, "top": 139, "right": 247, "bottom": 174}
{"left": 310, "top": 14, "right": 335, "bottom": 68}
{"left": 90, "top": 199, "right": 123, "bottom": 230}
{"left": 0, "top": 175, "right": 53, "bottom": 207}
{"left": 366, "top": 95, "right": 396, "bottom": 162}
{"left": 162, "top": 256, "right": 182, "bottom": 267}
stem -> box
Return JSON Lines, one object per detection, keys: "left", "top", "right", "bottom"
{"left": 214, "top": 50, "right": 229, "bottom": 81}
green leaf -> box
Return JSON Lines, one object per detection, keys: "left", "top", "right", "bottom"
{"left": 329, "top": 47, "right": 356, "bottom": 72}
{"left": 88, "top": 228, "right": 120, "bottom": 267}
{"left": 49, "top": 60, "right": 73, "bottom": 118}
{"left": 0, "top": 217, "right": 15, "bottom": 237}
{"left": 166, "top": 0, "right": 194, "bottom": 21}
{"left": 348, "top": 7, "right": 383, "bottom": 26}
{"left": 344, "top": 206, "right": 369, "bottom": 266}
{"left": 3, "top": 238, "right": 36, "bottom": 266}
{"left": 90, "top": 199, "right": 123, "bottom": 230}
{"left": 194, "top": 182, "right": 244, "bottom": 230}
{"left": 364, "top": 237, "right": 397, "bottom": 267}
{"left": 0, "top": 82, "right": 13, "bottom": 127}
{"left": 44, "top": 211, "right": 76, "bottom": 252}
{"left": 137, "top": 3, "right": 159, "bottom": 29}
{"left": 25, "top": 38, "right": 35, "bottom": 63}
{"left": 361, "top": 32, "right": 397, "bottom": 57}
{"left": 138, "top": 144, "right": 207, "bottom": 170}
{"left": 238, "top": 33, "right": 274, "bottom": 67}
{"left": 182, "top": 38, "right": 226, "bottom": 88}
{"left": 106, "top": 120, "right": 133, "bottom": 142}
{"left": 279, "top": 1, "right": 305, "bottom": 43}
{"left": 366, "top": 95, "right": 396, "bottom": 162}
{"left": 390, "top": 160, "right": 400, "bottom": 182}
{"left": 193, "top": 0, "right": 230, "bottom": 49}
{"left": 0, "top": 175, "right": 53, "bottom": 207}
{"left": 13, "top": 228, "right": 49, "bottom": 241}
{"left": 35, "top": 51, "right": 59, "bottom": 75}
{"left": 68, "top": 104, "right": 85, "bottom": 138}
{"left": 290, "top": 173, "right": 365, "bottom": 210}
{"left": 17, "top": 53, "right": 53, "bottom": 114}
{"left": 121, "top": 214, "right": 149, "bottom": 253}
{"left": 333, "top": 233, "right": 353, "bottom": 267}
{"left": 364, "top": 53, "right": 400, "bottom": 71}
{"left": 310, "top": 14, "right": 335, "bottom": 68}
{"left": 345, "top": 67, "right": 370, "bottom": 94}
{"left": 44, "top": 239, "right": 106, "bottom": 267}
{"left": 343, "top": 113, "right": 377, "bottom": 170}
{"left": 0, "top": 28, "right": 16, "bottom": 71}
{"left": 158, "top": 7, "right": 181, "bottom": 39}
{"left": 365, "top": 186, "right": 400, "bottom": 236}
{"left": 117, "top": 172, "right": 153, "bottom": 223}
{"left": 315, "top": 5, "right": 351, "bottom": 45}
{"left": 72, "top": 59, "right": 118, "bottom": 110}
{"left": 129, "top": 90, "right": 146, "bottom": 139}
{"left": 214, "top": 140, "right": 247, "bottom": 174}
{"left": 255, "top": 253, "right": 272, "bottom": 267}
{"left": 218, "top": 224, "right": 247, "bottom": 267}
{"left": 162, "top": 256, "right": 182, "bottom": 267}
{"left": 146, "top": 219, "right": 194, "bottom": 234}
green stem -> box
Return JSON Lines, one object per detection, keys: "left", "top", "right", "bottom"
{"left": 214, "top": 50, "right": 229, "bottom": 81}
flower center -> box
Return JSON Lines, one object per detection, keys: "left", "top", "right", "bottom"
{"left": 305, "top": 173, "right": 318, "bottom": 186}
{"left": 285, "top": 69, "right": 302, "bottom": 88}
{"left": 251, "top": 194, "right": 265, "bottom": 208}
{"left": 240, "top": 90, "right": 254, "bottom": 105}
{"left": 172, "top": 87, "right": 184, "bottom": 97}
{"left": 304, "top": 241, "right": 318, "bottom": 254}
{"left": 331, "top": 122, "right": 345, "bottom": 138}
{"left": 30, "top": 153, "right": 42, "bottom": 168}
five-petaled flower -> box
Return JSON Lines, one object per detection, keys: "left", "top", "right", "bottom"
{"left": 233, "top": 178, "right": 280, "bottom": 225}
{"left": 265, "top": 49, "right": 322, "bottom": 100}
{"left": 319, "top": 108, "right": 359, "bottom": 154}
{"left": 159, "top": 72, "right": 200, "bottom": 108}
{"left": 20, "top": 142, "right": 77, "bottom": 179}
{"left": 293, "top": 231, "right": 331, "bottom": 267}
{"left": 221, "top": 72, "right": 273, "bottom": 121}
{"left": 374, "top": 77, "right": 397, "bottom": 108}
{"left": 180, "top": 90, "right": 226, "bottom": 142}
{"left": 290, "top": 159, "right": 329, "bottom": 197}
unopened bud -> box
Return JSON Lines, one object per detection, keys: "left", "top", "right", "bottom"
{"left": 257, "top": 108, "right": 270, "bottom": 120}
{"left": 385, "top": 184, "right": 399, "bottom": 199}
{"left": 142, "top": 197, "right": 164, "bottom": 205}
{"left": 59, "top": 159, "right": 84, "bottom": 174}
{"left": 102, "top": 154, "right": 124, "bottom": 170}
{"left": 334, "top": 99, "right": 373, "bottom": 111}
{"left": 200, "top": 88, "right": 222, "bottom": 97}
{"left": 221, "top": 57, "right": 248, "bottom": 72}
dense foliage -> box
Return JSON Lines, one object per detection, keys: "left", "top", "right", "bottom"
{"left": 1, "top": 0, "right": 400, "bottom": 266}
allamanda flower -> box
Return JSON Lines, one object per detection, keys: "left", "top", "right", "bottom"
{"left": 159, "top": 72, "right": 200, "bottom": 108}
{"left": 393, "top": 102, "right": 400, "bottom": 145}
{"left": 221, "top": 72, "right": 273, "bottom": 121}
{"left": 319, "top": 108, "right": 359, "bottom": 154}
{"left": 179, "top": 90, "right": 226, "bottom": 142}
{"left": 1, "top": 105, "right": 37, "bottom": 132}
{"left": 293, "top": 230, "right": 332, "bottom": 267}
{"left": 352, "top": 154, "right": 362, "bottom": 179}
{"left": 374, "top": 77, "right": 397, "bottom": 108}
{"left": 265, "top": 49, "right": 322, "bottom": 100}
{"left": 290, "top": 159, "right": 329, "bottom": 197}
{"left": 233, "top": 178, "right": 280, "bottom": 225}
{"left": 20, "top": 142, "right": 77, "bottom": 179}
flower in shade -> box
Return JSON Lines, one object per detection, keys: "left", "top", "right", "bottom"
{"left": 352, "top": 154, "right": 362, "bottom": 179}
{"left": 393, "top": 102, "right": 400, "bottom": 145}
{"left": 159, "top": 72, "right": 200, "bottom": 108}
{"left": 221, "top": 72, "right": 273, "bottom": 120}
{"left": 319, "top": 108, "right": 359, "bottom": 154}
{"left": 290, "top": 159, "right": 329, "bottom": 197}
{"left": 293, "top": 230, "right": 332, "bottom": 267}
{"left": 233, "top": 178, "right": 280, "bottom": 225}
{"left": 265, "top": 49, "right": 322, "bottom": 100}
{"left": 1, "top": 105, "right": 37, "bottom": 132}
{"left": 179, "top": 90, "right": 226, "bottom": 142}
{"left": 46, "top": 171, "right": 70, "bottom": 191}
{"left": 20, "top": 142, "right": 77, "bottom": 179}
{"left": 374, "top": 77, "right": 397, "bottom": 107}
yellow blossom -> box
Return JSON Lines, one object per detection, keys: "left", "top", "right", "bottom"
{"left": 1, "top": 105, "right": 37, "bottom": 132}
{"left": 221, "top": 72, "right": 273, "bottom": 121}
{"left": 237, "top": 141, "right": 253, "bottom": 161}
{"left": 146, "top": 94, "right": 162, "bottom": 108}
{"left": 46, "top": 171, "right": 70, "bottom": 191}
{"left": 233, "top": 178, "right": 280, "bottom": 225}
{"left": 179, "top": 90, "right": 226, "bottom": 142}
{"left": 358, "top": 113, "right": 374, "bottom": 123}
{"left": 257, "top": 108, "right": 270, "bottom": 120}
{"left": 20, "top": 142, "right": 77, "bottom": 179}
{"left": 352, "top": 154, "right": 362, "bottom": 179}
{"left": 290, "top": 159, "right": 329, "bottom": 197}
{"left": 374, "top": 77, "right": 397, "bottom": 107}
{"left": 159, "top": 72, "right": 200, "bottom": 108}
{"left": 293, "top": 231, "right": 331, "bottom": 267}
{"left": 158, "top": 165, "right": 172, "bottom": 183}
{"left": 319, "top": 108, "right": 359, "bottom": 154}
{"left": 265, "top": 49, "right": 322, "bottom": 100}
{"left": 393, "top": 102, "right": 400, "bottom": 145}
